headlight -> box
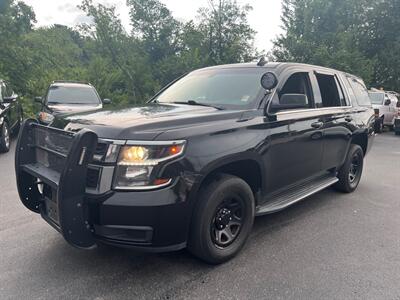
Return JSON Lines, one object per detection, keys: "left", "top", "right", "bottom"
{"left": 113, "top": 141, "right": 185, "bottom": 190}
{"left": 38, "top": 112, "right": 55, "bottom": 124}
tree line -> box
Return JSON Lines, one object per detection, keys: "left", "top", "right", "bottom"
{"left": 0, "top": 0, "right": 258, "bottom": 115}
{"left": 0, "top": 0, "right": 398, "bottom": 116}
{"left": 273, "top": 0, "right": 400, "bottom": 91}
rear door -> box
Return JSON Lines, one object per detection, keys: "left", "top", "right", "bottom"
{"left": 311, "top": 71, "right": 352, "bottom": 171}
{"left": 0, "top": 82, "right": 11, "bottom": 122}
{"left": 4, "top": 83, "right": 18, "bottom": 128}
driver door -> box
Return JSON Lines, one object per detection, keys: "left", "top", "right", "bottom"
{"left": 263, "top": 70, "right": 324, "bottom": 193}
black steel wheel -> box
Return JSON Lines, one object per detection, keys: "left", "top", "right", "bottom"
{"left": 211, "top": 197, "right": 244, "bottom": 249}
{"left": 334, "top": 144, "right": 364, "bottom": 193}
{"left": 0, "top": 122, "right": 10, "bottom": 153}
{"left": 188, "top": 174, "right": 255, "bottom": 264}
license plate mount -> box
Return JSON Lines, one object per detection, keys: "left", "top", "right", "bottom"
{"left": 45, "top": 196, "right": 59, "bottom": 225}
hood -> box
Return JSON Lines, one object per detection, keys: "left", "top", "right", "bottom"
{"left": 48, "top": 103, "right": 103, "bottom": 115}
{"left": 51, "top": 103, "right": 244, "bottom": 140}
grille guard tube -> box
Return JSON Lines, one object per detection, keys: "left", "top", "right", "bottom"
{"left": 15, "top": 119, "right": 98, "bottom": 248}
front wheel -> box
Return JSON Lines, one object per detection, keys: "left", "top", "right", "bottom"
{"left": 188, "top": 174, "right": 255, "bottom": 264}
{"left": 334, "top": 144, "right": 364, "bottom": 193}
{"left": 0, "top": 122, "right": 11, "bottom": 153}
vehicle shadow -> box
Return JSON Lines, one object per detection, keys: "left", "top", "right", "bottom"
{"left": 7, "top": 187, "right": 342, "bottom": 299}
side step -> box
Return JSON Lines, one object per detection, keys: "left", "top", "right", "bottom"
{"left": 256, "top": 173, "right": 338, "bottom": 216}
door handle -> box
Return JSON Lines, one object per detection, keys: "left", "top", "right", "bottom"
{"left": 345, "top": 116, "right": 353, "bottom": 122}
{"left": 311, "top": 121, "right": 323, "bottom": 129}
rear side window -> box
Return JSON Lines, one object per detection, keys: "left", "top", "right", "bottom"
{"left": 348, "top": 78, "right": 372, "bottom": 107}
{"left": 315, "top": 73, "right": 346, "bottom": 107}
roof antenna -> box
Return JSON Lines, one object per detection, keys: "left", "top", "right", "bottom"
{"left": 257, "top": 56, "right": 268, "bottom": 66}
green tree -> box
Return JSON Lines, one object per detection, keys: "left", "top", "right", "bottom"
{"left": 0, "top": 0, "right": 36, "bottom": 85}
{"left": 197, "top": 0, "right": 257, "bottom": 65}
{"left": 273, "top": 0, "right": 375, "bottom": 84}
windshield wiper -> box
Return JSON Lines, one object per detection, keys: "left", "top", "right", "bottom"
{"left": 172, "top": 100, "right": 225, "bottom": 110}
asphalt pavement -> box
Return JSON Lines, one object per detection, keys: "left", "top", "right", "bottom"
{"left": 1, "top": 132, "right": 399, "bottom": 300}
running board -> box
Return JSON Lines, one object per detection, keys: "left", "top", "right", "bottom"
{"left": 256, "top": 173, "right": 338, "bottom": 216}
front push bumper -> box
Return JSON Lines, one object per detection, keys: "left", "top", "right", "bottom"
{"left": 15, "top": 120, "right": 192, "bottom": 252}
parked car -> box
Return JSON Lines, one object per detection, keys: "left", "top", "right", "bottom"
{"left": 0, "top": 80, "right": 23, "bottom": 153}
{"left": 369, "top": 90, "right": 400, "bottom": 133}
{"left": 394, "top": 103, "right": 400, "bottom": 135}
{"left": 35, "top": 81, "right": 110, "bottom": 125}
{"left": 15, "top": 62, "right": 375, "bottom": 264}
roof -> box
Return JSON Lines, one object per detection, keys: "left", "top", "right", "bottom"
{"left": 50, "top": 81, "right": 93, "bottom": 88}
{"left": 195, "top": 61, "right": 361, "bottom": 79}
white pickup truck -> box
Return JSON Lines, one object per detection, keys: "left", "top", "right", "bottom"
{"left": 369, "top": 91, "right": 400, "bottom": 133}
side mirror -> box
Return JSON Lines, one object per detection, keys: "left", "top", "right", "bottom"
{"left": 34, "top": 96, "right": 43, "bottom": 103}
{"left": 271, "top": 94, "right": 308, "bottom": 111}
{"left": 3, "top": 95, "right": 17, "bottom": 102}
{"left": 103, "top": 98, "right": 112, "bottom": 104}
{"left": 396, "top": 101, "right": 400, "bottom": 108}
{"left": 384, "top": 99, "right": 391, "bottom": 106}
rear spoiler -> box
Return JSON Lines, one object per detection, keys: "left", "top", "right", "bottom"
{"left": 15, "top": 119, "right": 98, "bottom": 248}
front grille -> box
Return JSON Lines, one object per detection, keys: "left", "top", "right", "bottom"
{"left": 86, "top": 168, "right": 100, "bottom": 189}
{"left": 93, "top": 142, "right": 108, "bottom": 161}
{"left": 34, "top": 126, "right": 75, "bottom": 173}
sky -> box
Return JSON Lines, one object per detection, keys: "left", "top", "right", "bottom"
{"left": 22, "top": 0, "right": 283, "bottom": 53}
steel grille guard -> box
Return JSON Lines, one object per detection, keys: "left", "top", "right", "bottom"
{"left": 15, "top": 119, "right": 98, "bottom": 248}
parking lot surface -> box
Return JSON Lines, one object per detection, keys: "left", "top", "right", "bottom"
{"left": 1, "top": 132, "right": 399, "bottom": 300}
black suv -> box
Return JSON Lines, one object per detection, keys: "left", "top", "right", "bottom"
{"left": 35, "top": 81, "right": 110, "bottom": 125}
{"left": 0, "top": 80, "right": 23, "bottom": 152}
{"left": 15, "top": 62, "right": 375, "bottom": 264}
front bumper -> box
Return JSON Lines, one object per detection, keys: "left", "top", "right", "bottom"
{"left": 15, "top": 120, "right": 193, "bottom": 252}
{"left": 87, "top": 180, "right": 191, "bottom": 251}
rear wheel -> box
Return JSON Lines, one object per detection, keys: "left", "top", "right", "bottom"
{"left": 188, "top": 174, "right": 255, "bottom": 264}
{"left": 334, "top": 144, "right": 364, "bottom": 193}
{"left": 375, "top": 119, "right": 383, "bottom": 133}
{"left": 0, "top": 122, "right": 10, "bottom": 153}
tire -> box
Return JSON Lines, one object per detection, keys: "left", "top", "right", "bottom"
{"left": 188, "top": 174, "right": 255, "bottom": 264}
{"left": 375, "top": 119, "right": 383, "bottom": 133}
{"left": 0, "top": 122, "right": 11, "bottom": 153}
{"left": 334, "top": 144, "right": 364, "bottom": 193}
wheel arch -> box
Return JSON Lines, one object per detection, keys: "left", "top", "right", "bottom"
{"left": 351, "top": 132, "right": 368, "bottom": 155}
{"left": 189, "top": 153, "right": 265, "bottom": 207}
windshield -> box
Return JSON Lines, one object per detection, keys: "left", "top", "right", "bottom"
{"left": 156, "top": 68, "right": 265, "bottom": 109}
{"left": 369, "top": 92, "right": 384, "bottom": 105}
{"left": 47, "top": 85, "right": 101, "bottom": 105}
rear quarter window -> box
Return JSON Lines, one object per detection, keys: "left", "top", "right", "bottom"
{"left": 346, "top": 77, "right": 371, "bottom": 107}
